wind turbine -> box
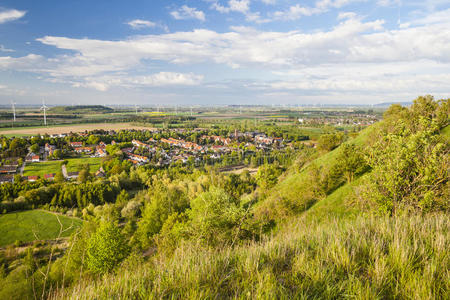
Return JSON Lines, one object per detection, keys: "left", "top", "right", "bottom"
{"left": 134, "top": 104, "right": 140, "bottom": 115}
{"left": 40, "top": 100, "right": 48, "bottom": 126}
{"left": 11, "top": 100, "right": 16, "bottom": 122}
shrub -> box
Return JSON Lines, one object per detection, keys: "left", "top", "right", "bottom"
{"left": 86, "top": 222, "right": 129, "bottom": 274}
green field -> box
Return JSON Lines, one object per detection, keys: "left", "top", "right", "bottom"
{"left": 0, "top": 210, "right": 83, "bottom": 247}
{"left": 23, "top": 160, "right": 62, "bottom": 177}
{"left": 66, "top": 156, "right": 102, "bottom": 173}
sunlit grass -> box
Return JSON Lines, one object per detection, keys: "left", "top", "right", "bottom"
{"left": 54, "top": 213, "right": 449, "bottom": 299}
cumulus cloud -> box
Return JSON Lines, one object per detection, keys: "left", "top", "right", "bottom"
{"left": 72, "top": 72, "right": 204, "bottom": 91}
{"left": 1, "top": 16, "right": 449, "bottom": 99}
{"left": 127, "top": 19, "right": 156, "bottom": 29}
{"left": 171, "top": 5, "right": 206, "bottom": 21}
{"left": 272, "top": 0, "right": 366, "bottom": 21}
{"left": 0, "top": 8, "right": 26, "bottom": 24}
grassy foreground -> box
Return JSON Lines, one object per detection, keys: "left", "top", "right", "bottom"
{"left": 0, "top": 210, "right": 83, "bottom": 247}
{"left": 55, "top": 213, "right": 449, "bottom": 299}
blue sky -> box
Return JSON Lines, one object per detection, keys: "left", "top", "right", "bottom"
{"left": 0, "top": 0, "right": 449, "bottom": 105}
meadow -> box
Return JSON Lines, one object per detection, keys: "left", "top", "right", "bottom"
{"left": 0, "top": 210, "right": 83, "bottom": 247}
{"left": 23, "top": 161, "right": 62, "bottom": 177}
{"left": 66, "top": 157, "right": 102, "bottom": 173}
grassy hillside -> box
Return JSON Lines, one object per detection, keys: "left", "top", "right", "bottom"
{"left": 53, "top": 119, "right": 449, "bottom": 299}
{"left": 0, "top": 210, "right": 82, "bottom": 247}
{"left": 55, "top": 213, "right": 448, "bottom": 299}
{"left": 256, "top": 122, "right": 380, "bottom": 219}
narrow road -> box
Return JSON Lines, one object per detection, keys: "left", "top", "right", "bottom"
{"left": 20, "top": 161, "right": 26, "bottom": 176}
{"left": 61, "top": 164, "right": 68, "bottom": 178}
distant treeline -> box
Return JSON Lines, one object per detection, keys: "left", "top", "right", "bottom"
{"left": 49, "top": 105, "right": 114, "bottom": 114}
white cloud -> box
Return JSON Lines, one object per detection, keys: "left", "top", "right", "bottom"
{"left": 72, "top": 72, "right": 203, "bottom": 91}
{"left": 273, "top": 0, "right": 366, "bottom": 21}
{"left": 337, "top": 12, "right": 357, "bottom": 20}
{"left": 267, "top": 60, "right": 450, "bottom": 94}
{"left": 400, "top": 8, "right": 450, "bottom": 26}
{"left": 213, "top": 0, "right": 250, "bottom": 13}
{"left": 1, "top": 16, "right": 449, "bottom": 99}
{"left": 376, "top": 0, "right": 401, "bottom": 7}
{"left": 21, "top": 18, "right": 447, "bottom": 74}
{"left": 127, "top": 19, "right": 156, "bottom": 29}
{"left": 0, "top": 9, "right": 26, "bottom": 24}
{"left": 212, "top": 0, "right": 270, "bottom": 23}
{"left": 171, "top": 5, "right": 206, "bottom": 21}
{"left": 0, "top": 45, "right": 15, "bottom": 52}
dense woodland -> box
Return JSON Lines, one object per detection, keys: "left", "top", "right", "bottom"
{"left": 0, "top": 96, "right": 448, "bottom": 299}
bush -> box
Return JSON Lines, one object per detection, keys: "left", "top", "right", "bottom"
{"left": 86, "top": 222, "right": 129, "bottom": 274}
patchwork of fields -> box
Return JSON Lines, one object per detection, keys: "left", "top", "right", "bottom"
{"left": 0, "top": 122, "right": 155, "bottom": 137}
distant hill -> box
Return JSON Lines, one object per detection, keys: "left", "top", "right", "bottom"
{"left": 49, "top": 105, "right": 114, "bottom": 114}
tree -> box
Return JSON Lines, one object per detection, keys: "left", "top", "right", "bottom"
{"left": 30, "top": 143, "right": 40, "bottom": 154}
{"left": 255, "top": 164, "right": 282, "bottom": 191}
{"left": 78, "top": 169, "right": 90, "bottom": 183}
{"left": 86, "top": 135, "right": 100, "bottom": 145}
{"left": 317, "top": 132, "right": 344, "bottom": 152}
{"left": 335, "top": 144, "right": 367, "bottom": 183}
{"left": 188, "top": 187, "right": 245, "bottom": 246}
{"left": 86, "top": 222, "right": 129, "bottom": 274}
{"left": 54, "top": 172, "right": 65, "bottom": 183}
{"left": 363, "top": 119, "right": 449, "bottom": 214}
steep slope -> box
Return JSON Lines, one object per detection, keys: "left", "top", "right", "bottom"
{"left": 256, "top": 122, "right": 380, "bottom": 220}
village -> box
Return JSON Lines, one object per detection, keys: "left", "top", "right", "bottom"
{"left": 0, "top": 128, "right": 288, "bottom": 184}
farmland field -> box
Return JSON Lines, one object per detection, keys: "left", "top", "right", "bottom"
{"left": 0, "top": 210, "right": 83, "bottom": 247}
{"left": 23, "top": 161, "right": 62, "bottom": 177}
{"left": 0, "top": 122, "right": 156, "bottom": 137}
{"left": 66, "top": 156, "right": 102, "bottom": 173}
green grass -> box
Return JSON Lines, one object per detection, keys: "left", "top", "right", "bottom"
{"left": 23, "top": 161, "right": 62, "bottom": 177}
{"left": 0, "top": 210, "right": 83, "bottom": 247}
{"left": 257, "top": 122, "right": 380, "bottom": 217}
{"left": 55, "top": 213, "right": 449, "bottom": 299}
{"left": 66, "top": 157, "right": 102, "bottom": 173}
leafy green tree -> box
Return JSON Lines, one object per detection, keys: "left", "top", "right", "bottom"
{"left": 255, "top": 164, "right": 282, "bottom": 191}
{"left": 78, "top": 169, "right": 90, "bottom": 183}
{"left": 86, "top": 222, "right": 129, "bottom": 274}
{"left": 29, "top": 143, "right": 40, "bottom": 154}
{"left": 54, "top": 171, "right": 65, "bottom": 183}
{"left": 137, "top": 185, "right": 188, "bottom": 248}
{"left": 364, "top": 120, "right": 448, "bottom": 214}
{"left": 317, "top": 132, "right": 344, "bottom": 152}
{"left": 188, "top": 187, "right": 245, "bottom": 246}
{"left": 336, "top": 144, "right": 367, "bottom": 183}
{"left": 86, "top": 135, "right": 100, "bottom": 145}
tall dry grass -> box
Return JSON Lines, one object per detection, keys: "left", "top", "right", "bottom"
{"left": 54, "top": 213, "right": 449, "bottom": 299}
